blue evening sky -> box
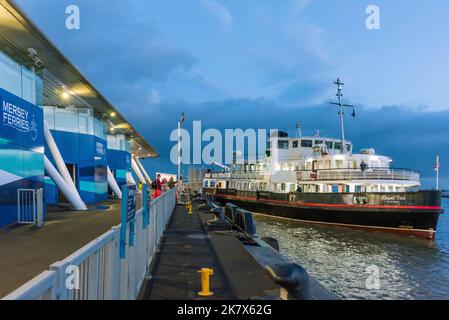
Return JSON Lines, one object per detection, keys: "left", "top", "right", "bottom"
{"left": 14, "top": 0, "right": 449, "bottom": 187}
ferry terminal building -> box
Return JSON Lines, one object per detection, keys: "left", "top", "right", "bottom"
{"left": 0, "top": 1, "right": 157, "bottom": 228}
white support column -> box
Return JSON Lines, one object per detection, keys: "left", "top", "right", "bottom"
{"left": 131, "top": 157, "right": 146, "bottom": 185}
{"left": 107, "top": 166, "right": 122, "bottom": 199}
{"left": 135, "top": 157, "right": 152, "bottom": 184}
{"left": 43, "top": 121, "right": 87, "bottom": 210}
{"left": 44, "top": 156, "right": 87, "bottom": 211}
{"left": 126, "top": 171, "right": 136, "bottom": 185}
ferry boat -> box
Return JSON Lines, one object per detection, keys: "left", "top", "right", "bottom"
{"left": 203, "top": 79, "right": 443, "bottom": 240}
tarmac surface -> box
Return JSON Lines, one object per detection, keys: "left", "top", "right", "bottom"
{"left": 140, "top": 203, "right": 280, "bottom": 300}
{"left": 1, "top": 197, "right": 334, "bottom": 300}
{"left": 140, "top": 204, "right": 236, "bottom": 299}
{"left": 0, "top": 200, "right": 121, "bottom": 298}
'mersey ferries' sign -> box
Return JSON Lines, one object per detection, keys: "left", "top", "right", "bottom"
{"left": 2, "top": 100, "right": 36, "bottom": 138}
{"left": 0, "top": 87, "right": 43, "bottom": 148}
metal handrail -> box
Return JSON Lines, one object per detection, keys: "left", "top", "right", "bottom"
{"left": 303, "top": 167, "right": 420, "bottom": 174}
{"left": 298, "top": 168, "right": 420, "bottom": 182}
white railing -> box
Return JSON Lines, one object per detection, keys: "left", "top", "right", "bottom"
{"left": 205, "top": 172, "right": 231, "bottom": 179}
{"left": 298, "top": 168, "right": 420, "bottom": 183}
{"left": 230, "top": 172, "right": 264, "bottom": 180}
{"left": 3, "top": 187, "right": 177, "bottom": 300}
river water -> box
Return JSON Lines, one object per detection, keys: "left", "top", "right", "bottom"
{"left": 254, "top": 198, "right": 449, "bottom": 300}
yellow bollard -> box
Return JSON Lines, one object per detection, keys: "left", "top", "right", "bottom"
{"left": 198, "top": 268, "right": 214, "bottom": 297}
{"left": 186, "top": 201, "right": 193, "bottom": 214}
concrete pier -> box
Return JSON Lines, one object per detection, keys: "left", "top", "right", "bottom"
{"left": 140, "top": 202, "right": 280, "bottom": 300}
{"left": 0, "top": 201, "right": 121, "bottom": 298}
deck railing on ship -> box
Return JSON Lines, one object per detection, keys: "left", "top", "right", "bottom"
{"left": 298, "top": 168, "right": 420, "bottom": 183}
{"left": 205, "top": 172, "right": 264, "bottom": 180}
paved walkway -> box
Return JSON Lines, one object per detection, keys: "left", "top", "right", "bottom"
{"left": 0, "top": 201, "right": 121, "bottom": 298}
{"left": 141, "top": 204, "right": 236, "bottom": 300}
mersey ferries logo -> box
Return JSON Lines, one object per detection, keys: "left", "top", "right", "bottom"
{"left": 1, "top": 95, "right": 38, "bottom": 141}
{"left": 353, "top": 194, "right": 368, "bottom": 205}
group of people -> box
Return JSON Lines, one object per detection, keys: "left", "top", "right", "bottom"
{"left": 152, "top": 174, "right": 176, "bottom": 199}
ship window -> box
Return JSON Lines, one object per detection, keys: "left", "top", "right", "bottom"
{"left": 334, "top": 142, "right": 342, "bottom": 150}
{"left": 326, "top": 141, "right": 333, "bottom": 149}
{"left": 278, "top": 140, "right": 289, "bottom": 149}
{"left": 314, "top": 140, "right": 324, "bottom": 145}
{"left": 335, "top": 160, "right": 343, "bottom": 169}
{"left": 292, "top": 140, "right": 299, "bottom": 148}
{"left": 346, "top": 144, "right": 351, "bottom": 152}
{"left": 301, "top": 140, "right": 313, "bottom": 148}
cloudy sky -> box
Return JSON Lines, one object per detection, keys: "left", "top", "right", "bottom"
{"left": 15, "top": 0, "right": 449, "bottom": 188}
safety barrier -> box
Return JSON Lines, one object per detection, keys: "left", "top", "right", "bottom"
{"left": 3, "top": 187, "right": 177, "bottom": 300}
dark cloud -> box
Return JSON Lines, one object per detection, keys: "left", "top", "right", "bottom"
{"left": 15, "top": 0, "right": 449, "bottom": 189}
{"left": 16, "top": 0, "right": 198, "bottom": 86}
{"left": 133, "top": 98, "right": 449, "bottom": 188}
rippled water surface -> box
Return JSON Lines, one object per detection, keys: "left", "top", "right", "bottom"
{"left": 254, "top": 198, "right": 449, "bottom": 300}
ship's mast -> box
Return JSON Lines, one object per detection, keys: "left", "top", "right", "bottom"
{"left": 330, "top": 78, "right": 355, "bottom": 154}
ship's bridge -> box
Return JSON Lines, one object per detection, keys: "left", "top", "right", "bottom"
{"left": 266, "top": 131, "right": 353, "bottom": 162}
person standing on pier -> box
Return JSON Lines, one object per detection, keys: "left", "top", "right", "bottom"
{"left": 154, "top": 174, "right": 162, "bottom": 199}
{"left": 167, "top": 177, "right": 175, "bottom": 189}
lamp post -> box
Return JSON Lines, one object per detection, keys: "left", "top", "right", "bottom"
{"left": 178, "top": 112, "right": 185, "bottom": 195}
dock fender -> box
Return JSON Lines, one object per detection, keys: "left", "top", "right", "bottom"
{"left": 261, "top": 237, "right": 280, "bottom": 252}
{"left": 225, "top": 203, "right": 239, "bottom": 222}
{"left": 265, "top": 263, "right": 312, "bottom": 300}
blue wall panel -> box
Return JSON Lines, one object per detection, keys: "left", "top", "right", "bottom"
{"left": 45, "top": 130, "right": 108, "bottom": 205}
{"left": 107, "top": 149, "right": 131, "bottom": 170}
{"left": 52, "top": 130, "right": 80, "bottom": 164}
{"left": 107, "top": 149, "right": 131, "bottom": 191}
{"left": 44, "top": 177, "right": 57, "bottom": 204}
{"left": 0, "top": 87, "right": 44, "bottom": 228}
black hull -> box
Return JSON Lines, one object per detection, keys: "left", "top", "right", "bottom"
{"left": 205, "top": 189, "right": 443, "bottom": 240}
